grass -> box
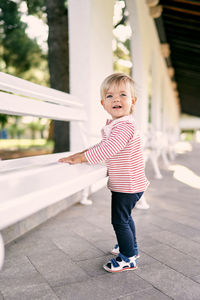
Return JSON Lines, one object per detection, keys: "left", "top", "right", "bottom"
{"left": 0, "top": 139, "right": 54, "bottom": 151}
{"left": 181, "top": 131, "right": 195, "bottom": 142}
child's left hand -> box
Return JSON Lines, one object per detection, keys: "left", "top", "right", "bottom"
{"left": 58, "top": 152, "right": 87, "bottom": 164}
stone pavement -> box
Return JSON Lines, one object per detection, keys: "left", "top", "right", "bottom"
{"left": 0, "top": 142, "right": 200, "bottom": 300}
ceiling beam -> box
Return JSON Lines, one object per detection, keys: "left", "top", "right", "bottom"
{"left": 169, "top": 39, "right": 200, "bottom": 49}
{"left": 163, "top": 13, "right": 200, "bottom": 25}
{"left": 170, "top": 44, "right": 200, "bottom": 54}
{"left": 162, "top": 0, "right": 200, "bottom": 7}
{"left": 175, "top": 70, "right": 200, "bottom": 79}
{"left": 165, "top": 27, "right": 200, "bottom": 40}
{"left": 162, "top": 5, "right": 200, "bottom": 16}
{"left": 164, "top": 21, "right": 200, "bottom": 33}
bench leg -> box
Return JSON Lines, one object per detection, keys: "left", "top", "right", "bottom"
{"left": 161, "top": 150, "right": 169, "bottom": 167}
{"left": 80, "top": 188, "right": 93, "bottom": 205}
{"left": 150, "top": 151, "right": 163, "bottom": 179}
{"left": 0, "top": 233, "right": 5, "bottom": 270}
{"left": 135, "top": 195, "right": 150, "bottom": 209}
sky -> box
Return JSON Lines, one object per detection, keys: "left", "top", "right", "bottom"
{"left": 19, "top": 1, "right": 48, "bottom": 52}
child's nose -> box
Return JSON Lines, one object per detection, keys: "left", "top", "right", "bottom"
{"left": 113, "top": 95, "right": 120, "bottom": 102}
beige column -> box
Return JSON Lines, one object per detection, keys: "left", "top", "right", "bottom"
{"left": 151, "top": 53, "right": 162, "bottom": 131}
{"left": 68, "top": 0, "right": 114, "bottom": 151}
{"left": 126, "top": 0, "right": 149, "bottom": 135}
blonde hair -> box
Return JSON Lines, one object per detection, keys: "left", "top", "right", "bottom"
{"left": 100, "top": 73, "right": 135, "bottom": 114}
{"left": 100, "top": 73, "right": 135, "bottom": 100}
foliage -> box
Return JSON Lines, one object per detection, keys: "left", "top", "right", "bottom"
{"left": 0, "top": 114, "right": 8, "bottom": 129}
{"left": 27, "top": 119, "right": 46, "bottom": 139}
{"left": 0, "top": 0, "right": 49, "bottom": 134}
{"left": 0, "top": 0, "right": 49, "bottom": 84}
{"left": 7, "top": 123, "right": 25, "bottom": 139}
{"left": 22, "top": 0, "right": 70, "bottom": 152}
{"left": 0, "top": 138, "right": 53, "bottom": 151}
{"left": 25, "top": 0, "right": 46, "bottom": 18}
{"left": 113, "top": 0, "right": 132, "bottom": 75}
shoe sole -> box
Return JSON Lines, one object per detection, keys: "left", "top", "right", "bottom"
{"left": 103, "top": 265, "right": 138, "bottom": 273}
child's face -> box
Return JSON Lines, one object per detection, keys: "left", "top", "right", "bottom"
{"left": 101, "top": 82, "right": 137, "bottom": 119}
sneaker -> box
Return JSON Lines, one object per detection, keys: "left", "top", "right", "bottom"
{"left": 103, "top": 253, "right": 138, "bottom": 273}
{"left": 111, "top": 244, "right": 140, "bottom": 258}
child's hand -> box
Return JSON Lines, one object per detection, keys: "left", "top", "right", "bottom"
{"left": 58, "top": 152, "right": 87, "bottom": 165}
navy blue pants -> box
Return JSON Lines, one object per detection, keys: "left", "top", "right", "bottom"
{"left": 111, "top": 191, "right": 143, "bottom": 258}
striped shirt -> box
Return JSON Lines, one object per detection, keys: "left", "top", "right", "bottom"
{"left": 85, "top": 115, "right": 149, "bottom": 193}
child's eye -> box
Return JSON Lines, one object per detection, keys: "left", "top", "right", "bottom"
{"left": 106, "top": 95, "right": 112, "bottom": 99}
{"left": 121, "top": 93, "right": 126, "bottom": 97}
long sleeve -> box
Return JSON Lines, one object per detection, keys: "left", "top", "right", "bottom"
{"left": 85, "top": 122, "right": 134, "bottom": 164}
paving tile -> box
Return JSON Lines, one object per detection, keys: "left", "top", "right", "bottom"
{"left": 117, "top": 287, "right": 171, "bottom": 300}
{"left": 5, "top": 233, "right": 59, "bottom": 258}
{"left": 0, "top": 255, "right": 37, "bottom": 279}
{"left": 54, "top": 272, "right": 152, "bottom": 300}
{"left": 136, "top": 261, "right": 200, "bottom": 300}
{"left": 1, "top": 283, "right": 59, "bottom": 300}
{"left": 84, "top": 214, "right": 115, "bottom": 235}
{"left": 192, "top": 275, "right": 200, "bottom": 284}
{"left": 28, "top": 248, "right": 89, "bottom": 287}
{"left": 137, "top": 235, "right": 163, "bottom": 248}
{"left": 76, "top": 255, "right": 114, "bottom": 277}
{"left": 147, "top": 214, "right": 184, "bottom": 231}
{"left": 159, "top": 211, "right": 200, "bottom": 231}
{"left": 136, "top": 222, "right": 162, "bottom": 235}
{"left": 38, "top": 215, "right": 88, "bottom": 237}
{"left": 69, "top": 218, "right": 114, "bottom": 243}
{"left": 94, "top": 239, "right": 116, "bottom": 255}
{"left": 142, "top": 243, "right": 200, "bottom": 277}
{"left": 52, "top": 232, "right": 105, "bottom": 262}
{"left": 164, "top": 222, "right": 200, "bottom": 243}
{"left": 146, "top": 230, "right": 200, "bottom": 260}
{"left": 0, "top": 256, "right": 50, "bottom": 300}
{"left": 137, "top": 251, "right": 158, "bottom": 267}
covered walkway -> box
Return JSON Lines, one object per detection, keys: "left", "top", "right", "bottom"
{"left": 0, "top": 142, "right": 200, "bottom": 300}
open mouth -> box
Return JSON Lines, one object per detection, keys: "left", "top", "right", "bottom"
{"left": 113, "top": 105, "right": 122, "bottom": 109}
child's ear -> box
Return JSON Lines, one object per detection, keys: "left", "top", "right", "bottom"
{"left": 101, "top": 99, "right": 105, "bottom": 108}
{"left": 132, "top": 96, "right": 137, "bottom": 105}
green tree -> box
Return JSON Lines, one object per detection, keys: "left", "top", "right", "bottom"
{"left": 1, "top": 0, "right": 69, "bottom": 153}
{"left": 25, "top": 0, "right": 70, "bottom": 152}
{"left": 0, "top": 0, "right": 47, "bottom": 82}
{"left": 0, "top": 0, "right": 49, "bottom": 142}
{"left": 0, "top": 114, "right": 8, "bottom": 130}
{"left": 27, "top": 121, "right": 40, "bottom": 139}
{"left": 6, "top": 116, "right": 22, "bottom": 138}
{"left": 46, "top": 0, "right": 70, "bottom": 153}
{"left": 113, "top": 0, "right": 132, "bottom": 75}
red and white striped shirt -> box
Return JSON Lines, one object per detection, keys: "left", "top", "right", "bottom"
{"left": 85, "top": 116, "right": 149, "bottom": 193}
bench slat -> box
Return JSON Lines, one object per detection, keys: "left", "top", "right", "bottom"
{"left": 0, "top": 163, "right": 107, "bottom": 230}
{"left": 0, "top": 152, "right": 69, "bottom": 172}
{"left": 0, "top": 153, "right": 78, "bottom": 182}
{"left": 0, "top": 92, "right": 86, "bottom": 121}
{"left": 0, "top": 72, "right": 82, "bottom": 108}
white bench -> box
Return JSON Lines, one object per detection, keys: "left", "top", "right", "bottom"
{"left": 143, "top": 125, "right": 178, "bottom": 179}
{"left": 0, "top": 72, "right": 107, "bottom": 270}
